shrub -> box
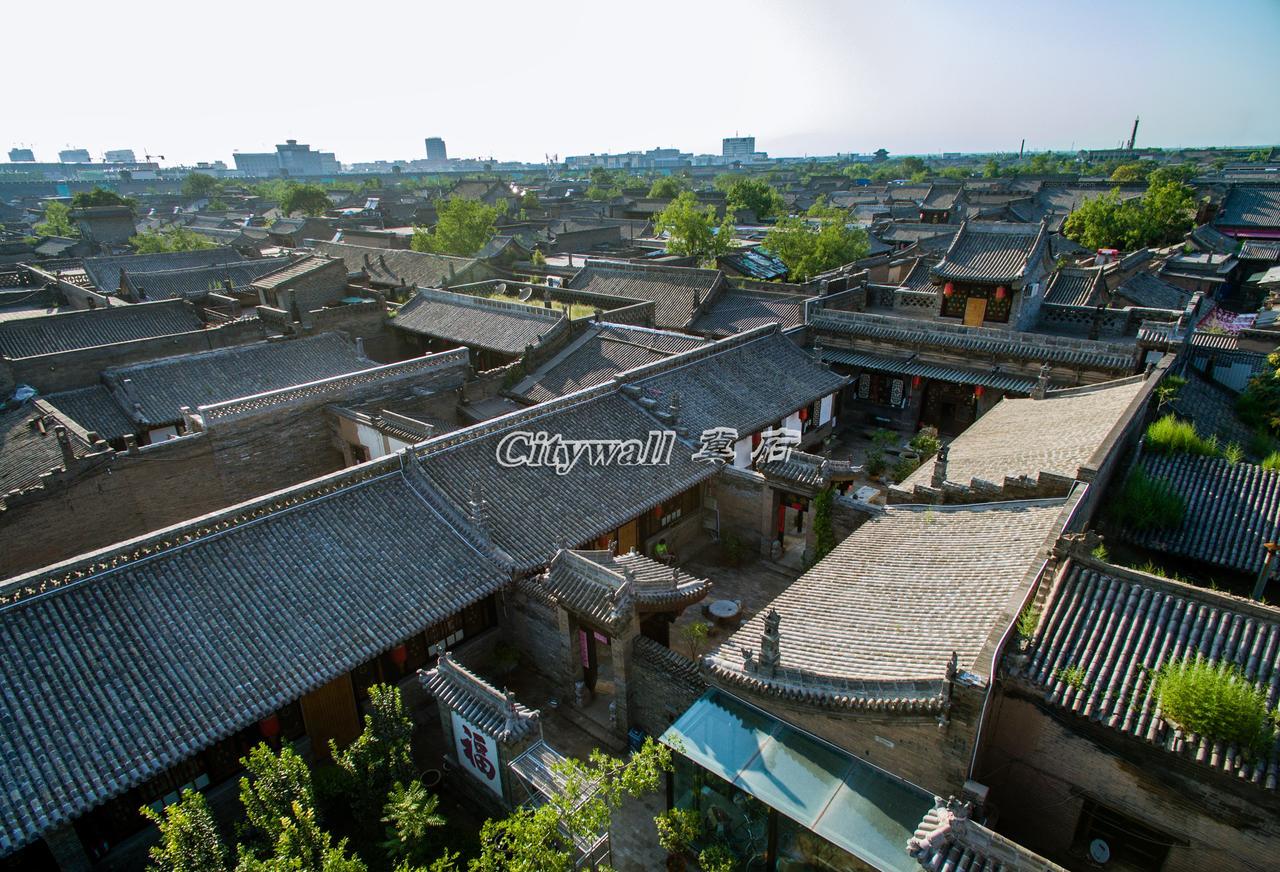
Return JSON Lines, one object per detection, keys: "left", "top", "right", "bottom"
{"left": 1091, "top": 542, "right": 1110, "bottom": 561}
{"left": 1154, "top": 657, "right": 1277, "bottom": 755}
{"left": 654, "top": 807, "right": 701, "bottom": 856}
{"left": 1016, "top": 604, "right": 1040, "bottom": 640}
{"left": 908, "top": 426, "right": 941, "bottom": 459}
{"left": 891, "top": 456, "right": 922, "bottom": 483}
{"left": 698, "top": 843, "right": 738, "bottom": 872}
{"left": 1223, "top": 442, "right": 1245, "bottom": 465}
{"left": 1055, "top": 664, "right": 1088, "bottom": 690}
{"left": 1144, "top": 414, "right": 1219, "bottom": 456}
{"left": 1108, "top": 467, "right": 1186, "bottom": 532}
{"left": 680, "top": 621, "right": 710, "bottom": 660}
{"left": 1262, "top": 451, "right": 1280, "bottom": 473}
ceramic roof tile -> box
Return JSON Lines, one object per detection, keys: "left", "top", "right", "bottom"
{"left": 689, "top": 289, "right": 809, "bottom": 337}
{"left": 932, "top": 221, "right": 1047, "bottom": 284}
{"left": 0, "top": 463, "right": 509, "bottom": 852}
{"left": 81, "top": 248, "right": 245, "bottom": 294}
{"left": 706, "top": 500, "right": 1066, "bottom": 708}
{"left": 567, "top": 260, "right": 723, "bottom": 328}
{"left": 393, "top": 288, "right": 568, "bottom": 355}
{"left": 123, "top": 256, "right": 295, "bottom": 301}
{"left": 1044, "top": 266, "right": 1105, "bottom": 306}
{"left": 0, "top": 299, "right": 205, "bottom": 360}
{"left": 1215, "top": 187, "right": 1280, "bottom": 229}
{"left": 1113, "top": 272, "right": 1191, "bottom": 310}
{"left": 312, "top": 241, "right": 481, "bottom": 288}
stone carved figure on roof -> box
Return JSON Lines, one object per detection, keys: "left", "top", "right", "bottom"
{"left": 760, "top": 609, "right": 782, "bottom": 677}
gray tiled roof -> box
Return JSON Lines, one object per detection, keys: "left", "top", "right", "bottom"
{"left": 811, "top": 308, "right": 1137, "bottom": 371}
{"left": 512, "top": 323, "right": 706, "bottom": 404}
{"left": 932, "top": 221, "right": 1047, "bottom": 284}
{"left": 102, "top": 332, "right": 372, "bottom": 425}
{"left": 1119, "top": 452, "right": 1280, "bottom": 577}
{"left": 1044, "top": 266, "right": 1104, "bottom": 306}
{"left": 416, "top": 388, "right": 717, "bottom": 570}
{"left": 40, "top": 385, "right": 136, "bottom": 441}
{"left": 897, "top": 377, "right": 1147, "bottom": 497}
{"left": 1239, "top": 240, "right": 1280, "bottom": 262}
{"left": 0, "top": 299, "right": 205, "bottom": 360}
{"left": 393, "top": 288, "right": 568, "bottom": 355}
{"left": 0, "top": 462, "right": 509, "bottom": 852}
{"left": 1113, "top": 271, "right": 1190, "bottom": 310}
{"left": 1022, "top": 560, "right": 1280, "bottom": 789}
{"left": 689, "top": 288, "right": 809, "bottom": 337}
{"left": 123, "top": 256, "right": 294, "bottom": 301}
{"left": 81, "top": 248, "right": 245, "bottom": 294}
{"left": 706, "top": 500, "right": 1066, "bottom": 708}
{"left": 568, "top": 260, "right": 723, "bottom": 328}
{"left": 896, "top": 257, "right": 938, "bottom": 292}
{"left": 311, "top": 241, "right": 481, "bottom": 288}
{"left": 1215, "top": 187, "right": 1280, "bottom": 229}
{"left": 621, "top": 324, "right": 847, "bottom": 441}
{"left": 818, "top": 348, "right": 1038, "bottom": 394}
{"left": 421, "top": 652, "right": 539, "bottom": 742}
{"left": 1168, "top": 373, "right": 1257, "bottom": 450}
{"left": 1189, "top": 223, "right": 1241, "bottom": 255}
{"left": 0, "top": 406, "right": 90, "bottom": 502}
{"left": 248, "top": 254, "right": 338, "bottom": 290}
{"left": 539, "top": 549, "right": 710, "bottom": 633}
{"left": 908, "top": 799, "right": 1065, "bottom": 872}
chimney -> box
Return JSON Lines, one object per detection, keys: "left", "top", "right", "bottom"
{"left": 667, "top": 391, "right": 681, "bottom": 425}
{"left": 759, "top": 609, "right": 782, "bottom": 677}
{"left": 931, "top": 445, "right": 949, "bottom": 488}
{"left": 1031, "top": 363, "right": 1051, "bottom": 400}
{"left": 468, "top": 484, "right": 491, "bottom": 543}
{"left": 54, "top": 425, "right": 75, "bottom": 468}
{"left": 355, "top": 336, "right": 366, "bottom": 358}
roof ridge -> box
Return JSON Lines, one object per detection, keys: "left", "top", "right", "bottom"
{"left": 615, "top": 323, "right": 780, "bottom": 385}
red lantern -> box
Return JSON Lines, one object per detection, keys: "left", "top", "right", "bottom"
{"left": 390, "top": 644, "right": 408, "bottom": 667}
{"left": 974, "top": 386, "right": 985, "bottom": 399}
{"left": 799, "top": 407, "right": 809, "bottom": 422}
{"left": 911, "top": 376, "right": 922, "bottom": 389}
{"left": 943, "top": 282, "right": 955, "bottom": 298}
{"left": 654, "top": 503, "right": 664, "bottom": 519}
{"left": 995, "top": 286, "right": 1008, "bottom": 301}
{"left": 259, "top": 714, "right": 281, "bottom": 739}
{"left": 751, "top": 431, "right": 762, "bottom": 449}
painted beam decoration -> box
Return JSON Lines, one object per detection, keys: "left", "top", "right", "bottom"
{"left": 451, "top": 709, "right": 502, "bottom": 797}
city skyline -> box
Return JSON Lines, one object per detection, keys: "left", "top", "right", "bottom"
{"left": 7, "top": 0, "right": 1279, "bottom": 168}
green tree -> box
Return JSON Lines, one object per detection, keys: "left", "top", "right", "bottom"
{"left": 982, "top": 158, "right": 1001, "bottom": 178}
{"left": 812, "top": 487, "right": 836, "bottom": 561}
{"left": 530, "top": 247, "right": 546, "bottom": 267}
{"left": 411, "top": 197, "right": 500, "bottom": 257}
{"left": 899, "top": 156, "right": 927, "bottom": 175}
{"left": 763, "top": 199, "right": 869, "bottom": 282}
{"left": 519, "top": 190, "right": 539, "bottom": 210}
{"left": 470, "top": 738, "right": 671, "bottom": 872}
{"left": 654, "top": 192, "right": 734, "bottom": 262}
{"left": 381, "top": 780, "right": 447, "bottom": 867}
{"left": 723, "top": 177, "right": 784, "bottom": 221}
{"left": 141, "top": 790, "right": 229, "bottom": 872}
{"left": 34, "top": 201, "right": 77, "bottom": 237}
{"left": 183, "top": 173, "right": 222, "bottom": 199}
{"left": 332, "top": 684, "right": 416, "bottom": 833}
{"left": 647, "top": 176, "right": 686, "bottom": 199}
{"left": 130, "top": 226, "right": 218, "bottom": 253}
{"left": 236, "top": 801, "right": 367, "bottom": 872}
{"left": 1062, "top": 175, "right": 1196, "bottom": 251}
{"left": 280, "top": 184, "right": 332, "bottom": 217}
{"left": 239, "top": 744, "right": 315, "bottom": 851}
{"left": 72, "top": 186, "right": 136, "bottom": 209}
{"left": 585, "top": 167, "right": 628, "bottom": 200}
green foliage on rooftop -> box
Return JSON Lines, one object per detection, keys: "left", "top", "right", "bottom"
{"left": 1155, "top": 657, "right": 1277, "bottom": 755}
{"left": 647, "top": 175, "right": 687, "bottom": 200}
{"left": 72, "top": 186, "right": 136, "bottom": 210}
{"left": 412, "top": 197, "right": 500, "bottom": 257}
{"left": 655, "top": 191, "right": 735, "bottom": 263}
{"left": 1238, "top": 350, "right": 1280, "bottom": 439}
{"left": 129, "top": 226, "right": 218, "bottom": 253}
{"left": 33, "top": 201, "right": 77, "bottom": 238}
{"left": 1062, "top": 174, "right": 1197, "bottom": 251}
{"left": 1144, "top": 414, "right": 1220, "bottom": 457}
{"left": 280, "top": 183, "right": 333, "bottom": 217}
{"left": 763, "top": 198, "right": 869, "bottom": 282}
{"left": 1108, "top": 466, "right": 1186, "bottom": 532}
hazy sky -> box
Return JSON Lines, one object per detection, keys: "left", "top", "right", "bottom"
{"left": 9, "top": 0, "right": 1279, "bottom": 166}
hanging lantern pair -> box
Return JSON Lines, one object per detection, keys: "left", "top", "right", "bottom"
{"left": 974, "top": 385, "right": 986, "bottom": 399}
{"left": 994, "top": 286, "right": 1008, "bottom": 301}
{"left": 390, "top": 644, "right": 409, "bottom": 667}
{"left": 943, "top": 282, "right": 955, "bottom": 298}
{"left": 911, "top": 375, "right": 922, "bottom": 389}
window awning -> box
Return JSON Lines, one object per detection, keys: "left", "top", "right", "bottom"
{"left": 660, "top": 690, "right": 933, "bottom": 872}
{"left": 819, "top": 347, "right": 1038, "bottom": 394}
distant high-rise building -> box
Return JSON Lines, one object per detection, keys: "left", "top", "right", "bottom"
{"left": 425, "top": 137, "right": 448, "bottom": 162}
{"left": 104, "top": 149, "right": 137, "bottom": 163}
{"left": 59, "top": 148, "right": 92, "bottom": 163}
{"left": 7, "top": 148, "right": 34, "bottom": 162}
{"left": 722, "top": 136, "right": 755, "bottom": 160}
{"left": 233, "top": 140, "right": 337, "bottom": 177}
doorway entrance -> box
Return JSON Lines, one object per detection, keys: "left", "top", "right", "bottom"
{"left": 577, "top": 628, "right": 617, "bottom": 730}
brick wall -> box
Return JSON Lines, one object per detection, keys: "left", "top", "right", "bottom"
{"left": 0, "top": 359, "right": 469, "bottom": 576}
{"left": 499, "top": 580, "right": 564, "bottom": 684}
{"left": 629, "top": 637, "right": 706, "bottom": 739}
{"left": 708, "top": 467, "right": 772, "bottom": 554}
{"left": 279, "top": 260, "right": 349, "bottom": 316}
{"left": 8, "top": 319, "right": 266, "bottom": 394}
{"left": 978, "top": 691, "right": 1280, "bottom": 872}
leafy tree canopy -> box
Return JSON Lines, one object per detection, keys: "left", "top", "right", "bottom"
{"left": 280, "top": 184, "right": 332, "bottom": 217}
{"left": 141, "top": 790, "right": 227, "bottom": 872}
{"left": 331, "top": 684, "right": 416, "bottom": 834}
{"left": 1062, "top": 174, "right": 1197, "bottom": 251}
{"left": 411, "top": 197, "right": 500, "bottom": 257}
{"left": 654, "top": 191, "right": 735, "bottom": 262}
{"left": 722, "top": 177, "right": 784, "bottom": 221}
{"left": 183, "top": 173, "right": 223, "bottom": 199}
{"left": 763, "top": 198, "right": 869, "bottom": 282}
{"left": 34, "top": 201, "right": 77, "bottom": 238}
{"left": 130, "top": 226, "right": 218, "bottom": 254}
{"left": 72, "top": 187, "right": 136, "bottom": 209}
{"left": 646, "top": 175, "right": 687, "bottom": 199}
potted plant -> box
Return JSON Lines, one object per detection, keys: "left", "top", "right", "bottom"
{"left": 655, "top": 807, "right": 702, "bottom": 871}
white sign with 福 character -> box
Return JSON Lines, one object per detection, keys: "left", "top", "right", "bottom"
{"left": 451, "top": 710, "right": 503, "bottom": 798}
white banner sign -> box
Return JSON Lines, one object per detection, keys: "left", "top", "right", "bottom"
{"left": 451, "top": 710, "right": 502, "bottom": 798}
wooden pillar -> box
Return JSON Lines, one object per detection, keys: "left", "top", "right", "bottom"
{"left": 299, "top": 672, "right": 362, "bottom": 760}
{"left": 43, "top": 825, "right": 91, "bottom": 872}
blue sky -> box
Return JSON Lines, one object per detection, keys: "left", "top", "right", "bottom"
{"left": 8, "top": 0, "right": 1279, "bottom": 166}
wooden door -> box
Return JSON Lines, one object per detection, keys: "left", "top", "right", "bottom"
{"left": 963, "top": 296, "right": 987, "bottom": 326}
{"left": 300, "top": 672, "right": 361, "bottom": 760}
{"left": 616, "top": 519, "right": 638, "bottom": 555}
